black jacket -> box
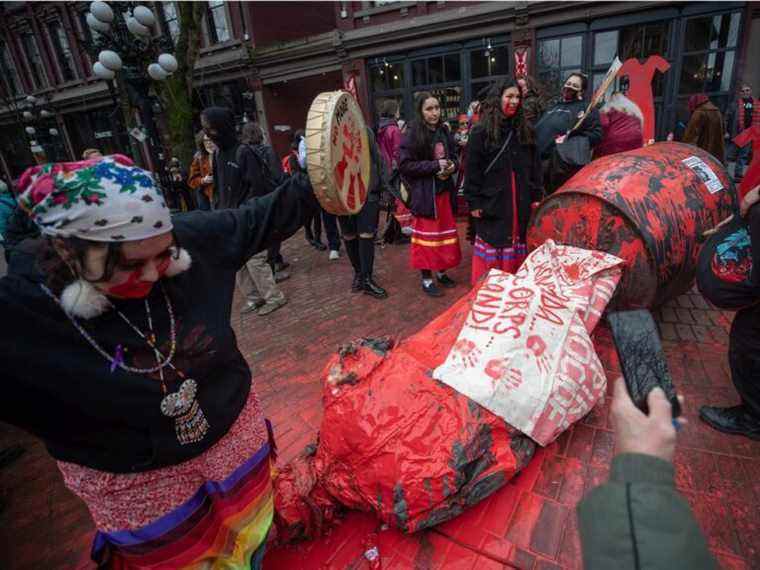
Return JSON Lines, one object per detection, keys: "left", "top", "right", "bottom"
{"left": 535, "top": 100, "right": 603, "bottom": 159}
{"left": 464, "top": 121, "right": 543, "bottom": 248}
{"left": 399, "top": 124, "right": 459, "bottom": 218}
{"left": 203, "top": 107, "right": 267, "bottom": 209}
{"left": 0, "top": 174, "right": 316, "bottom": 473}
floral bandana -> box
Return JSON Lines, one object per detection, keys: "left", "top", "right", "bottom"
{"left": 17, "top": 154, "right": 172, "bottom": 242}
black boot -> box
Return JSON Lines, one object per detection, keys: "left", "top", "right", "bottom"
{"left": 363, "top": 277, "right": 388, "bottom": 299}
{"left": 358, "top": 238, "right": 387, "bottom": 298}
{"left": 344, "top": 238, "right": 362, "bottom": 293}
{"left": 699, "top": 405, "right": 760, "bottom": 440}
{"left": 436, "top": 273, "right": 456, "bottom": 288}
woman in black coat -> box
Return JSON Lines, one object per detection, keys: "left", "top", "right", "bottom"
{"left": 464, "top": 78, "right": 543, "bottom": 285}
{"left": 399, "top": 92, "right": 462, "bottom": 297}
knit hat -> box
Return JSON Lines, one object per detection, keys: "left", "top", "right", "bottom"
{"left": 16, "top": 154, "right": 172, "bottom": 242}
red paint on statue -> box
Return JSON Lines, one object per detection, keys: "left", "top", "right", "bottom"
{"left": 733, "top": 125, "right": 760, "bottom": 200}
{"left": 617, "top": 56, "right": 670, "bottom": 144}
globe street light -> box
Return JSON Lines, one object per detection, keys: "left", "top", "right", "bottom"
{"left": 82, "top": 0, "right": 177, "bottom": 191}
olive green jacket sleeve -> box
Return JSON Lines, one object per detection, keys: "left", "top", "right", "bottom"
{"left": 577, "top": 453, "right": 716, "bottom": 570}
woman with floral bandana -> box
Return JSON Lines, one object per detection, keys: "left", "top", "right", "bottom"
{"left": 0, "top": 154, "right": 316, "bottom": 568}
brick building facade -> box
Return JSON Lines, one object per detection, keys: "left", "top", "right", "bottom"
{"left": 1, "top": 1, "right": 758, "bottom": 180}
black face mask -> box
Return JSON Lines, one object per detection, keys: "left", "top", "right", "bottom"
{"left": 562, "top": 87, "right": 579, "bottom": 102}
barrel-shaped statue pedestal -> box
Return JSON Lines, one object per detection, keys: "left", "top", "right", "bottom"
{"left": 527, "top": 142, "right": 735, "bottom": 309}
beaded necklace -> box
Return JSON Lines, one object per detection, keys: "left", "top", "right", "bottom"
{"left": 40, "top": 282, "right": 210, "bottom": 445}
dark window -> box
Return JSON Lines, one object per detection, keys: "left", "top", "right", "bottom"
{"left": 444, "top": 53, "right": 461, "bottom": 82}
{"left": 0, "top": 41, "right": 23, "bottom": 95}
{"left": 679, "top": 12, "right": 740, "bottom": 97}
{"left": 428, "top": 56, "right": 444, "bottom": 84}
{"left": 470, "top": 46, "right": 508, "bottom": 79}
{"left": 49, "top": 22, "right": 77, "bottom": 82}
{"left": 206, "top": 0, "right": 230, "bottom": 44}
{"left": 684, "top": 13, "right": 740, "bottom": 52}
{"left": 371, "top": 61, "right": 404, "bottom": 91}
{"left": 21, "top": 32, "right": 49, "bottom": 89}
{"left": 412, "top": 59, "right": 427, "bottom": 86}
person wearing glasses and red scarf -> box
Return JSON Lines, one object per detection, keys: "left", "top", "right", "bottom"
{"left": 0, "top": 154, "right": 316, "bottom": 568}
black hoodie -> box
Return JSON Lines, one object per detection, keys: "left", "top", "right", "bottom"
{"left": 203, "top": 107, "right": 266, "bottom": 209}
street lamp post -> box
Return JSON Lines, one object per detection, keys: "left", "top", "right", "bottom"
{"left": 82, "top": 0, "right": 178, "bottom": 193}
{"left": 21, "top": 94, "right": 62, "bottom": 164}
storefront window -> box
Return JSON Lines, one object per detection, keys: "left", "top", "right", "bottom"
{"left": 371, "top": 61, "right": 404, "bottom": 91}
{"left": 537, "top": 35, "right": 584, "bottom": 101}
{"left": 684, "top": 12, "right": 740, "bottom": 52}
{"left": 680, "top": 11, "right": 740, "bottom": 97}
{"left": 470, "top": 46, "right": 508, "bottom": 79}
{"left": 594, "top": 31, "right": 617, "bottom": 66}
{"left": 412, "top": 54, "right": 461, "bottom": 87}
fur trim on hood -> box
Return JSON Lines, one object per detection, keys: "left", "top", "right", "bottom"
{"left": 601, "top": 93, "right": 644, "bottom": 123}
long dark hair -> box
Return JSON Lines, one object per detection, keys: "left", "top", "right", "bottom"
{"left": 478, "top": 79, "right": 534, "bottom": 147}
{"left": 409, "top": 91, "right": 442, "bottom": 159}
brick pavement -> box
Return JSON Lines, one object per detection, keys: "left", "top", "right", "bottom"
{"left": 1, "top": 225, "right": 759, "bottom": 569}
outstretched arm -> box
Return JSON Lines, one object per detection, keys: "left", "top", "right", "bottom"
{"left": 173, "top": 172, "right": 318, "bottom": 270}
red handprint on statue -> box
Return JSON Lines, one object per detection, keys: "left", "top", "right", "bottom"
{"left": 451, "top": 339, "right": 482, "bottom": 369}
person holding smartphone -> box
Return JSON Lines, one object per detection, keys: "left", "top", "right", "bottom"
{"left": 399, "top": 92, "right": 462, "bottom": 297}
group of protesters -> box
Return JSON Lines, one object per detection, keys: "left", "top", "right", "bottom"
{"left": 0, "top": 70, "right": 758, "bottom": 570}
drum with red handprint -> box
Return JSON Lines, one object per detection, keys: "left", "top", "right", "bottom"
{"left": 305, "top": 91, "right": 371, "bottom": 215}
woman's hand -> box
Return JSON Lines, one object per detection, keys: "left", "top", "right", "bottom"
{"left": 470, "top": 209, "right": 483, "bottom": 218}
{"left": 555, "top": 134, "right": 567, "bottom": 145}
{"left": 443, "top": 160, "right": 456, "bottom": 175}
{"left": 438, "top": 159, "right": 449, "bottom": 172}
{"left": 740, "top": 185, "right": 760, "bottom": 217}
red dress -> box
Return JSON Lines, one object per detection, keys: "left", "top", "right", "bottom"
{"left": 410, "top": 140, "right": 462, "bottom": 271}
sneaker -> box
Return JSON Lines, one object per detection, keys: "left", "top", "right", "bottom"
{"left": 241, "top": 300, "right": 265, "bottom": 315}
{"left": 363, "top": 277, "right": 388, "bottom": 299}
{"left": 311, "top": 240, "right": 327, "bottom": 251}
{"left": 257, "top": 298, "right": 287, "bottom": 316}
{"left": 437, "top": 274, "right": 456, "bottom": 288}
{"left": 328, "top": 249, "right": 340, "bottom": 260}
{"left": 274, "top": 270, "right": 291, "bottom": 283}
{"left": 422, "top": 281, "right": 444, "bottom": 297}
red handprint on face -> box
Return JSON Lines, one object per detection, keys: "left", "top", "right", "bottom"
{"left": 451, "top": 339, "right": 482, "bottom": 369}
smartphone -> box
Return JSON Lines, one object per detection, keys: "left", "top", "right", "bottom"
{"left": 606, "top": 310, "right": 681, "bottom": 418}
